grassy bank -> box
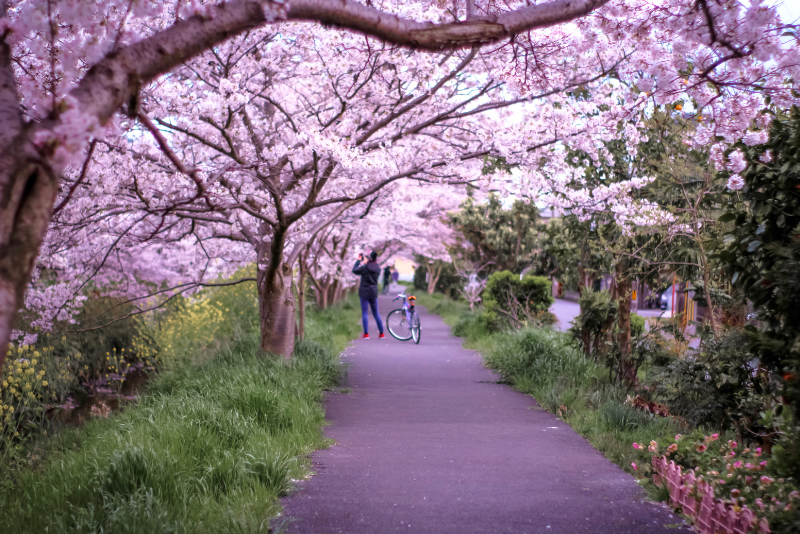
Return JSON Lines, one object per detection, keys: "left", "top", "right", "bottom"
{"left": 0, "top": 297, "right": 361, "bottom": 533}
{"left": 415, "top": 292, "right": 676, "bottom": 499}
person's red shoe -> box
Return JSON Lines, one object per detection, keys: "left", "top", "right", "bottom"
{"left": 362, "top": 333, "right": 370, "bottom": 339}
{"left": 379, "top": 333, "right": 385, "bottom": 339}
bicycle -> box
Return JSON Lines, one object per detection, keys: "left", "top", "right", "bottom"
{"left": 386, "top": 293, "right": 421, "bottom": 344}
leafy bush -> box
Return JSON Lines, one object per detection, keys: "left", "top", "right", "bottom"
{"left": 569, "top": 288, "right": 617, "bottom": 356}
{"left": 718, "top": 106, "right": 800, "bottom": 413}
{"left": 650, "top": 329, "right": 771, "bottom": 433}
{"left": 631, "top": 314, "right": 645, "bottom": 337}
{"left": 137, "top": 296, "right": 228, "bottom": 370}
{"left": 482, "top": 271, "right": 553, "bottom": 330}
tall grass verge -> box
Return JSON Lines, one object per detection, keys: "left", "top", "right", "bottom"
{"left": 0, "top": 295, "right": 361, "bottom": 533}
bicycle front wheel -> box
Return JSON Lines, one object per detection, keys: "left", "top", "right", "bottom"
{"left": 387, "top": 309, "right": 413, "bottom": 341}
{"left": 411, "top": 309, "right": 421, "bottom": 344}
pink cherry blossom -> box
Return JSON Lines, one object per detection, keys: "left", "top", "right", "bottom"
{"left": 727, "top": 175, "right": 746, "bottom": 190}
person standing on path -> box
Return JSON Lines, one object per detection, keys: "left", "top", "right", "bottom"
{"left": 353, "top": 251, "right": 385, "bottom": 339}
{"left": 382, "top": 265, "right": 391, "bottom": 295}
{"left": 391, "top": 267, "right": 399, "bottom": 284}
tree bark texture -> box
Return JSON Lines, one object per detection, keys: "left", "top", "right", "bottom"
{"left": 297, "top": 262, "right": 306, "bottom": 340}
{"left": 0, "top": 32, "right": 61, "bottom": 371}
{"left": 256, "top": 229, "right": 296, "bottom": 358}
{"left": 427, "top": 262, "right": 443, "bottom": 295}
{"left": 614, "top": 262, "right": 636, "bottom": 385}
{"left": 577, "top": 258, "right": 593, "bottom": 356}
{"left": 701, "top": 258, "right": 720, "bottom": 336}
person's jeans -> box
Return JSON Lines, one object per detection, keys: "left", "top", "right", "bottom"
{"left": 360, "top": 297, "right": 384, "bottom": 334}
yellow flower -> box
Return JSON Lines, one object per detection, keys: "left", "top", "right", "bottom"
{"left": 41, "top": 381, "right": 48, "bottom": 387}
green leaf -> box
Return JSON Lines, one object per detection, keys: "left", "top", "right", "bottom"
{"left": 747, "top": 240, "right": 761, "bottom": 252}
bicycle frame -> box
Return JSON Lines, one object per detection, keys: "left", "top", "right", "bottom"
{"left": 393, "top": 293, "right": 415, "bottom": 323}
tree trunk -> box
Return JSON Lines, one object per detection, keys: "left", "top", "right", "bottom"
{"left": 427, "top": 262, "right": 442, "bottom": 294}
{"left": 0, "top": 162, "right": 60, "bottom": 375}
{"left": 297, "top": 262, "right": 306, "bottom": 340}
{"left": 614, "top": 262, "right": 635, "bottom": 385}
{"left": 318, "top": 280, "right": 329, "bottom": 310}
{"left": 577, "top": 261, "right": 591, "bottom": 356}
{"left": 329, "top": 279, "right": 339, "bottom": 306}
{"left": 256, "top": 228, "right": 296, "bottom": 358}
{"left": 701, "top": 259, "right": 720, "bottom": 336}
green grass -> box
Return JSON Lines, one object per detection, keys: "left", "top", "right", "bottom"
{"left": 420, "top": 297, "right": 679, "bottom": 500}
{"left": 0, "top": 296, "right": 362, "bottom": 533}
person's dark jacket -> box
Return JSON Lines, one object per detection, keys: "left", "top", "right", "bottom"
{"left": 353, "top": 260, "right": 381, "bottom": 300}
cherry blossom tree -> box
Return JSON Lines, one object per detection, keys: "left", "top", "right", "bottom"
{"left": 0, "top": 0, "right": 620, "bottom": 370}
{"left": 0, "top": 0, "right": 798, "bottom": 372}
{"left": 34, "top": 24, "right": 523, "bottom": 358}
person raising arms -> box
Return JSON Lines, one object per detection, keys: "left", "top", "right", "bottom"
{"left": 353, "top": 251, "right": 385, "bottom": 339}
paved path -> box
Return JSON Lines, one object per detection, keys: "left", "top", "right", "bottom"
{"left": 279, "top": 296, "right": 685, "bottom": 533}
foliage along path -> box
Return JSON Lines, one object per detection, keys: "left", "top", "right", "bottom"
{"left": 279, "top": 296, "right": 685, "bottom": 533}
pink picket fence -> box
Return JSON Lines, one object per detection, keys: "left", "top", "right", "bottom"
{"left": 651, "top": 457, "right": 770, "bottom": 534}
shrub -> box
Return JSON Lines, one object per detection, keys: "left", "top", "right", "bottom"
{"left": 718, "top": 107, "right": 800, "bottom": 413}
{"left": 482, "top": 271, "right": 553, "bottom": 331}
{"left": 631, "top": 314, "right": 645, "bottom": 338}
{"left": 650, "top": 328, "right": 771, "bottom": 433}
{"left": 569, "top": 288, "right": 617, "bottom": 356}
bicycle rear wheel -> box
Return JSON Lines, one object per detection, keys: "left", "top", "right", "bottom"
{"left": 387, "top": 309, "right": 413, "bottom": 341}
{"left": 411, "top": 309, "right": 421, "bottom": 344}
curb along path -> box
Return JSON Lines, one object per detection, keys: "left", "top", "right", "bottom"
{"left": 280, "top": 295, "right": 685, "bottom": 533}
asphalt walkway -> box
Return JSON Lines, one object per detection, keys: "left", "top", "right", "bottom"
{"left": 279, "top": 295, "right": 684, "bottom": 533}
